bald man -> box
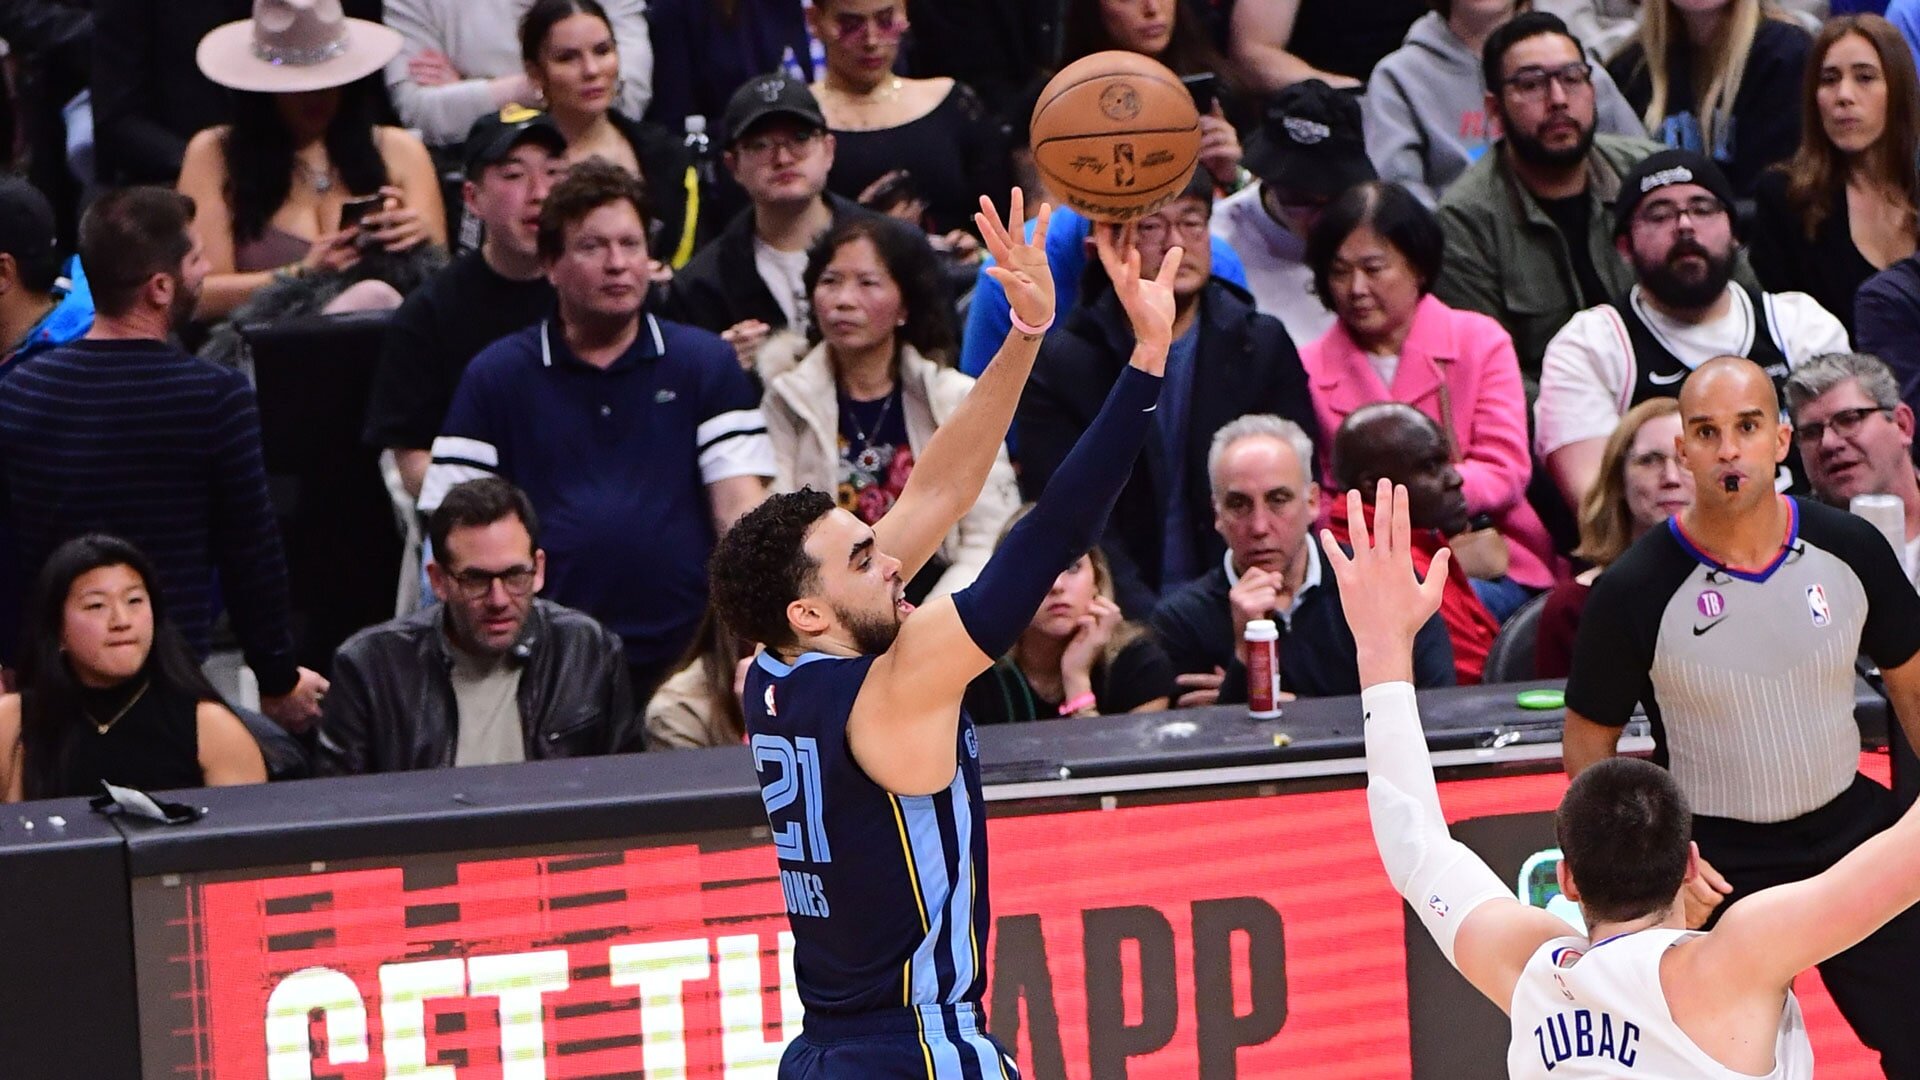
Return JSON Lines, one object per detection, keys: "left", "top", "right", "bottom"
{"left": 1561, "top": 356, "right": 1920, "bottom": 1074}
{"left": 1325, "top": 404, "right": 1501, "bottom": 683}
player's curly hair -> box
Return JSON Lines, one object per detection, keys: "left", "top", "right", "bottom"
{"left": 709, "top": 489, "right": 838, "bottom": 650}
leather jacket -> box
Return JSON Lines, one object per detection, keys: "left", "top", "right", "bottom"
{"left": 316, "top": 599, "right": 641, "bottom": 774}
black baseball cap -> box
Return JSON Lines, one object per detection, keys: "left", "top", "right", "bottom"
{"left": 1613, "top": 149, "right": 1737, "bottom": 237}
{"left": 1243, "top": 80, "right": 1376, "bottom": 199}
{"left": 0, "top": 177, "right": 59, "bottom": 281}
{"left": 723, "top": 73, "right": 827, "bottom": 147}
{"left": 463, "top": 105, "right": 567, "bottom": 177}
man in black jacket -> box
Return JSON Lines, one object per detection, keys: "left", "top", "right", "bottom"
{"left": 661, "top": 73, "right": 868, "bottom": 368}
{"left": 1151, "top": 414, "right": 1455, "bottom": 705}
{"left": 1017, "top": 173, "right": 1322, "bottom": 616}
{"left": 317, "top": 478, "right": 640, "bottom": 774}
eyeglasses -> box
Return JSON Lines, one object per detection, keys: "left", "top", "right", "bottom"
{"left": 830, "top": 9, "right": 909, "bottom": 42}
{"left": 736, "top": 128, "right": 824, "bottom": 159}
{"left": 1794, "top": 405, "right": 1891, "bottom": 445}
{"left": 1136, "top": 213, "right": 1211, "bottom": 244}
{"left": 1634, "top": 197, "right": 1729, "bottom": 230}
{"left": 446, "top": 565, "right": 538, "bottom": 599}
{"left": 1501, "top": 61, "right": 1593, "bottom": 99}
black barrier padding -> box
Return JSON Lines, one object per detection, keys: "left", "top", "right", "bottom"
{"left": 0, "top": 798, "right": 142, "bottom": 1078}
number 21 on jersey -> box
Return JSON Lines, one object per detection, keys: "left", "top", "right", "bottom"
{"left": 753, "top": 734, "right": 831, "bottom": 864}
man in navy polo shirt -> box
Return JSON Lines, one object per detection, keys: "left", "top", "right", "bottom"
{"left": 420, "top": 160, "right": 773, "bottom": 702}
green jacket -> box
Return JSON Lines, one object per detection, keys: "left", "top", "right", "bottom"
{"left": 1433, "top": 133, "right": 1662, "bottom": 378}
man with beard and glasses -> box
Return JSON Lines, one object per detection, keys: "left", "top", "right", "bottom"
{"left": 0, "top": 187, "right": 328, "bottom": 730}
{"left": 1535, "top": 150, "right": 1850, "bottom": 512}
{"left": 1432, "top": 11, "right": 1666, "bottom": 377}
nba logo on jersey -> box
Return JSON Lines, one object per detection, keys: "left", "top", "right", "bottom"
{"left": 1806, "top": 584, "right": 1833, "bottom": 627}
{"left": 1696, "top": 590, "right": 1725, "bottom": 618}
{"left": 763, "top": 683, "right": 778, "bottom": 716}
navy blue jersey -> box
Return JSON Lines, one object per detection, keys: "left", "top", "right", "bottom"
{"left": 745, "top": 649, "right": 991, "bottom": 1015}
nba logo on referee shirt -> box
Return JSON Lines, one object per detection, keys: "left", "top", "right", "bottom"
{"left": 1807, "top": 585, "right": 1833, "bottom": 627}
{"left": 1697, "top": 590, "right": 1725, "bottom": 618}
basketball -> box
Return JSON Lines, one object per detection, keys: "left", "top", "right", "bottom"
{"left": 1029, "top": 51, "right": 1202, "bottom": 223}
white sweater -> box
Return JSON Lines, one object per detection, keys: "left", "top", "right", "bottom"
{"left": 382, "top": 0, "right": 654, "bottom": 147}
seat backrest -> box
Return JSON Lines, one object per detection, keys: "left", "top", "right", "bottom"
{"left": 1482, "top": 590, "right": 1553, "bottom": 684}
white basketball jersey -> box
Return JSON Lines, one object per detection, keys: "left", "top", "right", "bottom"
{"left": 1507, "top": 929, "right": 1813, "bottom": 1079}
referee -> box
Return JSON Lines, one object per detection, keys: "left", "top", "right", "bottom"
{"left": 1563, "top": 356, "right": 1920, "bottom": 1077}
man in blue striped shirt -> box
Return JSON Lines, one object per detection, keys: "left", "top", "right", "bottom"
{"left": 0, "top": 186, "right": 327, "bottom": 729}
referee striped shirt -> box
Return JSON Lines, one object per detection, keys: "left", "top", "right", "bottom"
{"left": 0, "top": 338, "right": 298, "bottom": 694}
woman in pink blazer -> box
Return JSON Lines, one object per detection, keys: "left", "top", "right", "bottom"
{"left": 1300, "top": 181, "right": 1562, "bottom": 601}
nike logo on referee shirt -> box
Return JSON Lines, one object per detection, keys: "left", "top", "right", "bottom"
{"left": 1692, "top": 617, "right": 1728, "bottom": 635}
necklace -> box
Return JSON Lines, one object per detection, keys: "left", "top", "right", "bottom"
{"left": 842, "top": 384, "right": 897, "bottom": 448}
{"left": 295, "top": 156, "right": 335, "bottom": 195}
{"left": 87, "top": 681, "right": 151, "bottom": 735}
{"left": 827, "top": 76, "right": 903, "bottom": 106}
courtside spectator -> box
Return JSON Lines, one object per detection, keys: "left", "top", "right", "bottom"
{"left": 1535, "top": 150, "right": 1849, "bottom": 510}
{"left": 0, "top": 534, "right": 266, "bottom": 800}
{"left": 810, "top": 0, "right": 1011, "bottom": 240}
{"left": 1364, "top": 0, "right": 1642, "bottom": 208}
{"left": 0, "top": 177, "right": 91, "bottom": 368}
{"left": 1534, "top": 398, "right": 1692, "bottom": 678}
{"left": 1433, "top": 12, "right": 1666, "bottom": 376}
{"left": 419, "top": 161, "right": 773, "bottom": 700}
{"left": 1325, "top": 404, "right": 1500, "bottom": 684}
{"left": 177, "top": 0, "right": 446, "bottom": 322}
{"left": 1059, "top": 0, "right": 1249, "bottom": 167}
{"left": 645, "top": 0, "right": 817, "bottom": 134}
{"left": 759, "top": 216, "right": 1017, "bottom": 599}
{"left": 1751, "top": 15, "right": 1920, "bottom": 336}
{"left": 520, "top": 0, "right": 702, "bottom": 268}
{"left": 1607, "top": 0, "right": 1810, "bottom": 197}
{"left": 664, "top": 74, "right": 868, "bottom": 366}
{"left": 384, "top": 0, "right": 653, "bottom": 150}
{"left": 1785, "top": 352, "right": 1920, "bottom": 584}
{"left": 365, "top": 109, "right": 569, "bottom": 500}
{"left": 1228, "top": 0, "right": 1425, "bottom": 90}
{"left": 644, "top": 608, "right": 751, "bottom": 749}
{"left": 1302, "top": 181, "right": 1561, "bottom": 616}
{"left": 1019, "top": 175, "right": 1321, "bottom": 616}
{"left": 963, "top": 509, "right": 1175, "bottom": 724}
{"left": 1212, "top": 78, "right": 1369, "bottom": 345}
{"left": 318, "top": 479, "right": 639, "bottom": 774}
{"left": 1152, "top": 415, "right": 1453, "bottom": 707}
{"left": 90, "top": 0, "right": 382, "bottom": 185}
{"left": 0, "top": 187, "right": 327, "bottom": 730}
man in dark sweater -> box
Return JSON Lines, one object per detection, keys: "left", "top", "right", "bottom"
{"left": 0, "top": 186, "right": 328, "bottom": 728}
{"left": 365, "top": 109, "right": 568, "bottom": 500}
{"left": 1151, "top": 414, "right": 1454, "bottom": 705}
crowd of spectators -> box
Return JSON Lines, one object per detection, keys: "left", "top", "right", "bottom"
{"left": 3, "top": 0, "right": 1920, "bottom": 804}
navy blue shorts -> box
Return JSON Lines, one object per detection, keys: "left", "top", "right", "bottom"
{"left": 780, "top": 1002, "right": 1020, "bottom": 1080}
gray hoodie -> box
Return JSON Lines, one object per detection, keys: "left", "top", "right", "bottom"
{"left": 1363, "top": 11, "right": 1645, "bottom": 207}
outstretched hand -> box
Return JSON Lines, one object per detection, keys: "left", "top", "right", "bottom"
{"left": 1322, "top": 480, "right": 1450, "bottom": 672}
{"left": 1093, "top": 223, "right": 1180, "bottom": 368}
{"left": 975, "top": 189, "right": 1054, "bottom": 335}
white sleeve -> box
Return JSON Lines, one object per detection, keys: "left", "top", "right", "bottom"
{"left": 1534, "top": 307, "right": 1633, "bottom": 457}
{"left": 418, "top": 435, "right": 499, "bottom": 513}
{"left": 697, "top": 409, "right": 776, "bottom": 483}
{"left": 1771, "top": 290, "right": 1854, "bottom": 365}
{"left": 1363, "top": 682, "right": 1515, "bottom": 966}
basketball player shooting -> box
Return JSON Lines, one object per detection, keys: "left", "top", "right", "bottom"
{"left": 709, "top": 191, "right": 1182, "bottom": 1078}
{"left": 1329, "top": 479, "right": 1920, "bottom": 1078}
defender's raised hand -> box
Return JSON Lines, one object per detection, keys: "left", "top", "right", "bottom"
{"left": 1322, "top": 480, "right": 1450, "bottom": 669}
{"left": 1093, "top": 223, "right": 1180, "bottom": 372}
{"left": 975, "top": 189, "right": 1055, "bottom": 336}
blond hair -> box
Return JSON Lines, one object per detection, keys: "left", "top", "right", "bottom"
{"left": 1628, "top": 0, "right": 1780, "bottom": 156}
{"left": 1574, "top": 398, "right": 1682, "bottom": 568}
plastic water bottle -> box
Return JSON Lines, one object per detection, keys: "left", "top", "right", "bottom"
{"left": 1245, "top": 619, "right": 1282, "bottom": 720}
{"left": 1851, "top": 493, "right": 1908, "bottom": 573}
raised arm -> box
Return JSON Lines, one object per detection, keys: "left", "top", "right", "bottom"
{"left": 849, "top": 229, "right": 1177, "bottom": 795}
{"left": 1326, "top": 481, "right": 1574, "bottom": 1012}
{"left": 870, "top": 189, "right": 1055, "bottom": 578}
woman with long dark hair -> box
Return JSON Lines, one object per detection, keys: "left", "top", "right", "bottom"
{"left": 0, "top": 535, "right": 266, "bottom": 801}
{"left": 179, "top": 0, "right": 446, "bottom": 320}
{"left": 1750, "top": 14, "right": 1920, "bottom": 334}
{"left": 520, "top": 0, "right": 704, "bottom": 267}
{"left": 758, "top": 214, "right": 1017, "bottom": 600}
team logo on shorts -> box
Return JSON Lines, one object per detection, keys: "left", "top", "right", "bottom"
{"left": 1696, "top": 590, "right": 1725, "bottom": 618}
{"left": 1807, "top": 584, "right": 1833, "bottom": 627}
{"left": 763, "top": 684, "right": 778, "bottom": 716}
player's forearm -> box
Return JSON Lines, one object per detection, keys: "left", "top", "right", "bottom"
{"left": 902, "top": 330, "right": 1041, "bottom": 524}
